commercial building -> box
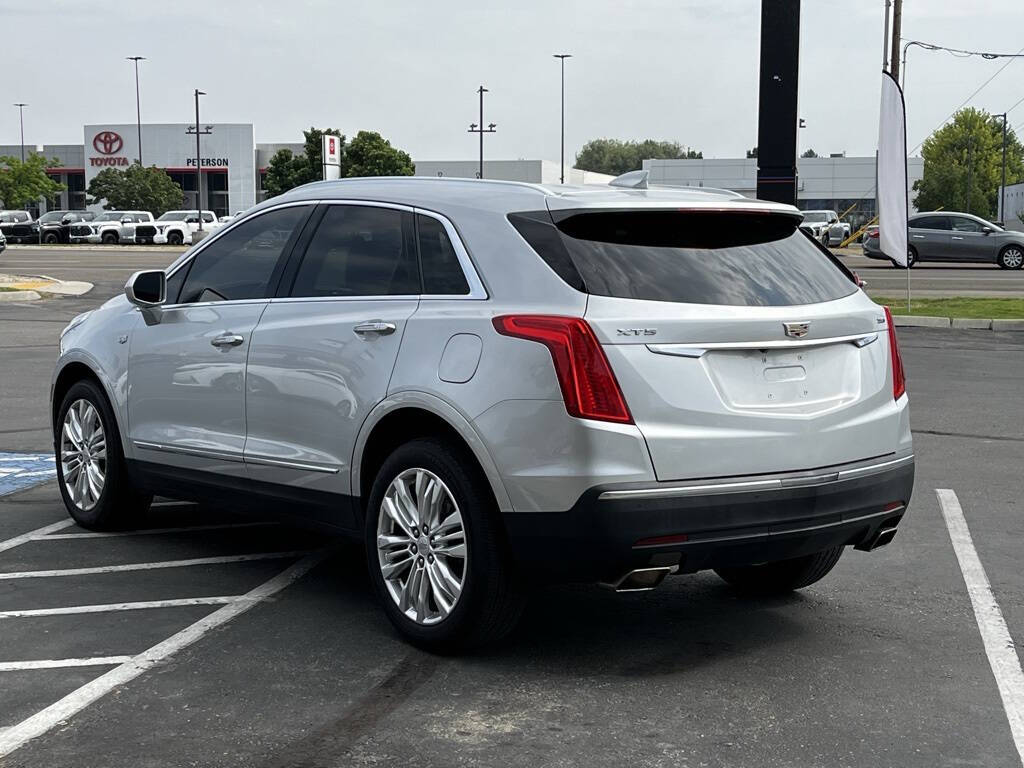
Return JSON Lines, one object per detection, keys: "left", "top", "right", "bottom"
{"left": 1, "top": 123, "right": 290, "bottom": 218}
{"left": 414, "top": 160, "right": 612, "bottom": 186}
{"left": 644, "top": 155, "right": 925, "bottom": 230}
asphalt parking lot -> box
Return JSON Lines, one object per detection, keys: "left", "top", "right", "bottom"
{"left": 0, "top": 246, "right": 1022, "bottom": 767}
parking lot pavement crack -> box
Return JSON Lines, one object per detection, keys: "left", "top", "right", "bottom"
{"left": 912, "top": 428, "right": 1024, "bottom": 443}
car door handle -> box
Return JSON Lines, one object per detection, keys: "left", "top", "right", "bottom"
{"left": 353, "top": 321, "right": 397, "bottom": 336}
{"left": 951, "top": 236, "right": 964, "bottom": 240}
{"left": 911, "top": 234, "right": 925, "bottom": 239}
{"left": 211, "top": 333, "right": 244, "bottom": 348}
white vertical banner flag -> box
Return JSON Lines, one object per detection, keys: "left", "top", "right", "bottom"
{"left": 878, "top": 71, "right": 909, "bottom": 271}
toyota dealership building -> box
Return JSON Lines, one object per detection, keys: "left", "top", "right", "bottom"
{"left": 1, "top": 123, "right": 300, "bottom": 218}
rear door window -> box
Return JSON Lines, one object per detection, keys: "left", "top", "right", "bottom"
{"left": 509, "top": 209, "right": 856, "bottom": 306}
{"left": 290, "top": 205, "right": 419, "bottom": 297}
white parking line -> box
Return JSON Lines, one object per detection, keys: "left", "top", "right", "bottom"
{"left": 0, "top": 520, "right": 75, "bottom": 554}
{"left": 936, "top": 489, "right": 1024, "bottom": 765}
{"left": 0, "top": 550, "right": 328, "bottom": 758}
{"left": 42, "top": 521, "right": 276, "bottom": 539}
{"left": 0, "top": 657, "right": 134, "bottom": 672}
{"left": 0, "top": 596, "right": 240, "bottom": 618}
{"left": 0, "top": 551, "right": 309, "bottom": 580}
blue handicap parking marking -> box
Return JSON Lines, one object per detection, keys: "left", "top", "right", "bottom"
{"left": 0, "top": 452, "right": 58, "bottom": 496}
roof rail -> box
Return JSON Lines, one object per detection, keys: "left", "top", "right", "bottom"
{"left": 608, "top": 170, "right": 649, "bottom": 189}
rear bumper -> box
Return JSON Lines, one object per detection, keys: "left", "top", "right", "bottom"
{"left": 502, "top": 454, "right": 915, "bottom": 582}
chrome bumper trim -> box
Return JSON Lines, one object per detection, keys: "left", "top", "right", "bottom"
{"left": 598, "top": 454, "right": 914, "bottom": 501}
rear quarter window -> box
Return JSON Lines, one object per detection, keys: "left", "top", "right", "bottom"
{"left": 509, "top": 209, "right": 857, "bottom": 306}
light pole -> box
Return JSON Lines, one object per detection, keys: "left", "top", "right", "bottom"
{"left": 13, "top": 103, "right": 27, "bottom": 163}
{"left": 185, "top": 90, "right": 212, "bottom": 231}
{"left": 126, "top": 56, "right": 145, "bottom": 165}
{"left": 553, "top": 54, "right": 571, "bottom": 184}
{"left": 467, "top": 86, "right": 496, "bottom": 179}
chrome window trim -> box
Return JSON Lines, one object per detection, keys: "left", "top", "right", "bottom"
{"left": 646, "top": 331, "right": 881, "bottom": 357}
{"left": 598, "top": 453, "right": 914, "bottom": 501}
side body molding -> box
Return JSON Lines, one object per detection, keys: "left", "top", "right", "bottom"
{"left": 351, "top": 390, "right": 514, "bottom": 513}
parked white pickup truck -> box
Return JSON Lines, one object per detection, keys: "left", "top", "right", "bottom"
{"left": 126, "top": 210, "right": 219, "bottom": 245}
{"left": 800, "top": 210, "right": 852, "bottom": 246}
{"left": 69, "top": 211, "right": 153, "bottom": 244}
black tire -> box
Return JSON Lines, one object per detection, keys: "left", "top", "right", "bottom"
{"left": 55, "top": 379, "right": 151, "bottom": 530}
{"left": 998, "top": 245, "right": 1024, "bottom": 270}
{"left": 101, "top": 232, "right": 119, "bottom": 245}
{"left": 714, "top": 546, "right": 843, "bottom": 596}
{"left": 43, "top": 232, "right": 59, "bottom": 244}
{"left": 364, "top": 437, "right": 524, "bottom": 653}
{"left": 167, "top": 231, "right": 183, "bottom": 246}
{"left": 893, "top": 246, "right": 917, "bottom": 268}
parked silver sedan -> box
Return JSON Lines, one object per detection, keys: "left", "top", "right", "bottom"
{"left": 864, "top": 211, "right": 1024, "bottom": 269}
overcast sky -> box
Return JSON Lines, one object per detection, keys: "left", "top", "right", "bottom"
{"left": 3, "top": 0, "right": 1022, "bottom": 161}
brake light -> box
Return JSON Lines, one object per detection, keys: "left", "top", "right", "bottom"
{"left": 883, "top": 306, "right": 906, "bottom": 399}
{"left": 868, "top": 229, "right": 880, "bottom": 239}
{"left": 492, "top": 315, "right": 633, "bottom": 424}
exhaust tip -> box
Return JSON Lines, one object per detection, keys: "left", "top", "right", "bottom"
{"left": 601, "top": 566, "right": 673, "bottom": 593}
{"left": 856, "top": 523, "right": 900, "bottom": 552}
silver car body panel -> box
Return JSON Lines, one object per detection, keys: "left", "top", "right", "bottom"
{"left": 53, "top": 177, "right": 912, "bottom": 527}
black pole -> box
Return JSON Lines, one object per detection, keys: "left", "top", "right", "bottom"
{"left": 195, "top": 89, "right": 203, "bottom": 230}
{"left": 755, "top": 0, "right": 801, "bottom": 205}
{"left": 554, "top": 54, "right": 571, "bottom": 183}
{"left": 966, "top": 137, "right": 973, "bottom": 216}
{"left": 14, "top": 103, "right": 27, "bottom": 163}
{"left": 1000, "top": 113, "right": 1008, "bottom": 223}
{"left": 479, "top": 86, "right": 485, "bottom": 179}
{"left": 128, "top": 57, "right": 145, "bottom": 165}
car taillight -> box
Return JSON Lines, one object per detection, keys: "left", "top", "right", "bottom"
{"left": 492, "top": 315, "right": 633, "bottom": 424}
{"left": 868, "top": 229, "right": 880, "bottom": 239}
{"left": 883, "top": 306, "right": 906, "bottom": 399}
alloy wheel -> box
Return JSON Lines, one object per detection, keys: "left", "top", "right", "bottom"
{"left": 1001, "top": 247, "right": 1023, "bottom": 269}
{"left": 60, "top": 399, "right": 106, "bottom": 511}
{"left": 376, "top": 467, "right": 468, "bottom": 625}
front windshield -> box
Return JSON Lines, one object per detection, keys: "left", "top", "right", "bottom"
{"left": 38, "top": 211, "right": 67, "bottom": 223}
{"left": 158, "top": 211, "right": 192, "bottom": 221}
{"left": 802, "top": 212, "right": 828, "bottom": 223}
{"left": 95, "top": 212, "right": 123, "bottom": 222}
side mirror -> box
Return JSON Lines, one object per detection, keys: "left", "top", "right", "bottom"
{"left": 120, "top": 217, "right": 133, "bottom": 225}
{"left": 184, "top": 217, "right": 199, "bottom": 224}
{"left": 981, "top": 226, "right": 993, "bottom": 235}
{"left": 125, "top": 270, "right": 166, "bottom": 308}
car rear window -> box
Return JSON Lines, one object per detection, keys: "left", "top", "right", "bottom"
{"left": 508, "top": 209, "right": 857, "bottom": 306}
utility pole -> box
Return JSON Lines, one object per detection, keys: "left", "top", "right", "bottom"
{"left": 185, "top": 90, "right": 212, "bottom": 230}
{"left": 998, "top": 112, "right": 1008, "bottom": 223}
{"left": 888, "top": 0, "right": 903, "bottom": 83}
{"left": 554, "top": 54, "right": 571, "bottom": 183}
{"left": 13, "top": 103, "right": 27, "bottom": 163}
{"left": 127, "top": 56, "right": 145, "bottom": 165}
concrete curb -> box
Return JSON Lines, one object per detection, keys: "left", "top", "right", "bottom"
{"left": 0, "top": 290, "right": 41, "bottom": 302}
{"left": 893, "top": 315, "right": 1024, "bottom": 331}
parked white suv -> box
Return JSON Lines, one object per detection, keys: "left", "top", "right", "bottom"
{"left": 800, "top": 210, "right": 850, "bottom": 246}
{"left": 69, "top": 211, "right": 153, "bottom": 244}
{"left": 127, "top": 210, "right": 219, "bottom": 245}
{"left": 51, "top": 177, "right": 913, "bottom": 651}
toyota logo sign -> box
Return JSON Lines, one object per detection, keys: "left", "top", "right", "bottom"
{"left": 93, "top": 131, "right": 123, "bottom": 155}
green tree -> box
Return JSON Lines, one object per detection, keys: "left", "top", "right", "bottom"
{"left": 86, "top": 164, "right": 184, "bottom": 215}
{"left": 575, "top": 139, "right": 701, "bottom": 176}
{"left": 0, "top": 154, "right": 65, "bottom": 209}
{"left": 801, "top": 148, "right": 819, "bottom": 158}
{"left": 913, "top": 108, "right": 1024, "bottom": 218}
{"left": 301, "top": 126, "right": 346, "bottom": 181}
{"left": 263, "top": 148, "right": 311, "bottom": 198}
{"left": 344, "top": 131, "right": 414, "bottom": 177}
